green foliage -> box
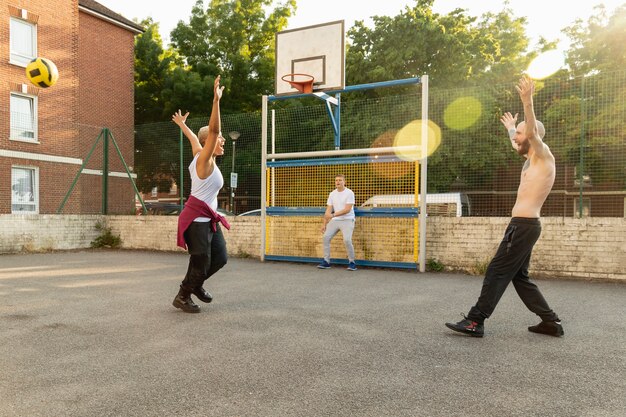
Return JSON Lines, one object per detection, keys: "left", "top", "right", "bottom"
{"left": 134, "top": 18, "right": 180, "bottom": 125}
{"left": 134, "top": 0, "right": 295, "bottom": 123}
{"left": 564, "top": 4, "right": 626, "bottom": 76}
{"left": 426, "top": 258, "right": 444, "bottom": 272}
{"left": 549, "top": 8, "right": 626, "bottom": 187}
{"left": 134, "top": 0, "right": 626, "bottom": 116}
{"left": 91, "top": 222, "right": 122, "bottom": 249}
{"left": 169, "top": 0, "right": 296, "bottom": 113}
{"left": 131, "top": 0, "right": 626, "bottom": 210}
{"left": 471, "top": 259, "right": 490, "bottom": 276}
{"left": 345, "top": 0, "right": 530, "bottom": 90}
{"left": 134, "top": 119, "right": 180, "bottom": 193}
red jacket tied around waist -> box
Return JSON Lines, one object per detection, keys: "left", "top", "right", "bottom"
{"left": 177, "top": 195, "right": 230, "bottom": 249}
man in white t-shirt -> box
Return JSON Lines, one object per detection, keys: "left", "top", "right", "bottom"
{"left": 318, "top": 174, "right": 357, "bottom": 271}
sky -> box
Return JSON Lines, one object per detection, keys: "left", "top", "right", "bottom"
{"left": 96, "top": 0, "right": 624, "bottom": 50}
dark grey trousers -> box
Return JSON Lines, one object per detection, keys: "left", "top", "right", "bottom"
{"left": 467, "top": 218, "right": 559, "bottom": 324}
{"left": 181, "top": 222, "right": 227, "bottom": 289}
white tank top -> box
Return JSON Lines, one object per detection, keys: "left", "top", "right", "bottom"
{"left": 189, "top": 153, "right": 223, "bottom": 221}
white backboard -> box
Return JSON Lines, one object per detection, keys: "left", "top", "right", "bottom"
{"left": 275, "top": 20, "right": 345, "bottom": 96}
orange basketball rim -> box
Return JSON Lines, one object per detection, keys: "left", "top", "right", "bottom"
{"left": 281, "top": 73, "right": 315, "bottom": 93}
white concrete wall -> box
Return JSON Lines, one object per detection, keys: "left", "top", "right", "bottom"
{"left": 0, "top": 214, "right": 103, "bottom": 252}
{"left": 1, "top": 215, "right": 624, "bottom": 281}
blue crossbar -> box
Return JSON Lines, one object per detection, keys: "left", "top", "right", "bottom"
{"left": 265, "top": 206, "right": 418, "bottom": 218}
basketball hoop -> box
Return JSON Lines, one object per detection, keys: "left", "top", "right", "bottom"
{"left": 281, "top": 73, "right": 315, "bottom": 93}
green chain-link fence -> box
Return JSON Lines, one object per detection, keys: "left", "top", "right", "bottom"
{"left": 134, "top": 71, "right": 625, "bottom": 218}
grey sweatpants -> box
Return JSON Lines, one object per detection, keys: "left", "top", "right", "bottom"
{"left": 323, "top": 219, "right": 355, "bottom": 262}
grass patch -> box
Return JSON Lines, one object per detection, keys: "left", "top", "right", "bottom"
{"left": 91, "top": 222, "right": 122, "bottom": 249}
{"left": 426, "top": 258, "right": 445, "bottom": 272}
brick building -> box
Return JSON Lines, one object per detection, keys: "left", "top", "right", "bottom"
{"left": 1, "top": 0, "right": 143, "bottom": 214}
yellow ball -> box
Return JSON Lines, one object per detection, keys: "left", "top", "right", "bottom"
{"left": 25, "top": 57, "right": 59, "bottom": 88}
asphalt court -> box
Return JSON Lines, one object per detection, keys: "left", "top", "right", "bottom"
{"left": 1, "top": 250, "right": 624, "bottom": 417}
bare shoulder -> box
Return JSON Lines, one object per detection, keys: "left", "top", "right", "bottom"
{"left": 542, "top": 143, "right": 555, "bottom": 160}
{"left": 533, "top": 140, "right": 554, "bottom": 161}
{"left": 531, "top": 142, "right": 555, "bottom": 167}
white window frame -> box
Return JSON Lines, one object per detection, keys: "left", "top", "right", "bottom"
{"left": 11, "top": 166, "right": 40, "bottom": 214}
{"left": 10, "top": 17, "right": 37, "bottom": 67}
{"left": 10, "top": 92, "right": 38, "bottom": 142}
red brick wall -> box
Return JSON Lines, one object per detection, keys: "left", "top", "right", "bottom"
{"left": 78, "top": 11, "right": 136, "bottom": 214}
{"left": 0, "top": 1, "right": 137, "bottom": 214}
{"left": 0, "top": 0, "right": 80, "bottom": 213}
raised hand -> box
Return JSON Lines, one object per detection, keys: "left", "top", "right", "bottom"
{"left": 214, "top": 75, "right": 225, "bottom": 101}
{"left": 515, "top": 75, "right": 535, "bottom": 104}
{"left": 500, "top": 112, "right": 518, "bottom": 131}
{"left": 172, "top": 110, "right": 189, "bottom": 126}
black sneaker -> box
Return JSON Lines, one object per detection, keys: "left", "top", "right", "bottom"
{"left": 172, "top": 294, "right": 201, "bottom": 313}
{"left": 192, "top": 286, "right": 213, "bottom": 303}
{"left": 172, "top": 286, "right": 201, "bottom": 313}
{"left": 445, "top": 314, "right": 484, "bottom": 337}
{"left": 528, "top": 320, "right": 564, "bottom": 337}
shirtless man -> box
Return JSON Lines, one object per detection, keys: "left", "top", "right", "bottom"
{"left": 445, "top": 75, "right": 563, "bottom": 338}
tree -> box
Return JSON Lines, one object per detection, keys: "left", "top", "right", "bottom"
{"left": 470, "top": 6, "right": 534, "bottom": 85}
{"left": 134, "top": 19, "right": 187, "bottom": 194}
{"left": 564, "top": 4, "right": 626, "bottom": 76}
{"left": 170, "top": 0, "right": 296, "bottom": 113}
{"left": 544, "top": 5, "right": 626, "bottom": 188}
{"left": 134, "top": 18, "right": 180, "bottom": 125}
{"left": 160, "top": 66, "right": 216, "bottom": 122}
{"left": 341, "top": 0, "right": 536, "bottom": 192}
{"left": 345, "top": 0, "right": 530, "bottom": 90}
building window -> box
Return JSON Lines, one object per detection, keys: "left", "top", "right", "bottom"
{"left": 573, "top": 198, "right": 590, "bottom": 218}
{"left": 151, "top": 186, "right": 158, "bottom": 197}
{"left": 10, "top": 17, "right": 37, "bottom": 66}
{"left": 11, "top": 166, "right": 39, "bottom": 213}
{"left": 10, "top": 93, "right": 37, "bottom": 141}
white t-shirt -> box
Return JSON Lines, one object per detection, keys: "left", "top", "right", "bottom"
{"left": 327, "top": 188, "right": 355, "bottom": 220}
{"left": 189, "top": 153, "right": 223, "bottom": 221}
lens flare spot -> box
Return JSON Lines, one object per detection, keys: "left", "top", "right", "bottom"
{"left": 526, "top": 50, "right": 564, "bottom": 80}
{"left": 370, "top": 130, "right": 397, "bottom": 149}
{"left": 393, "top": 120, "right": 442, "bottom": 161}
{"left": 444, "top": 96, "right": 482, "bottom": 131}
{"left": 369, "top": 130, "right": 413, "bottom": 179}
